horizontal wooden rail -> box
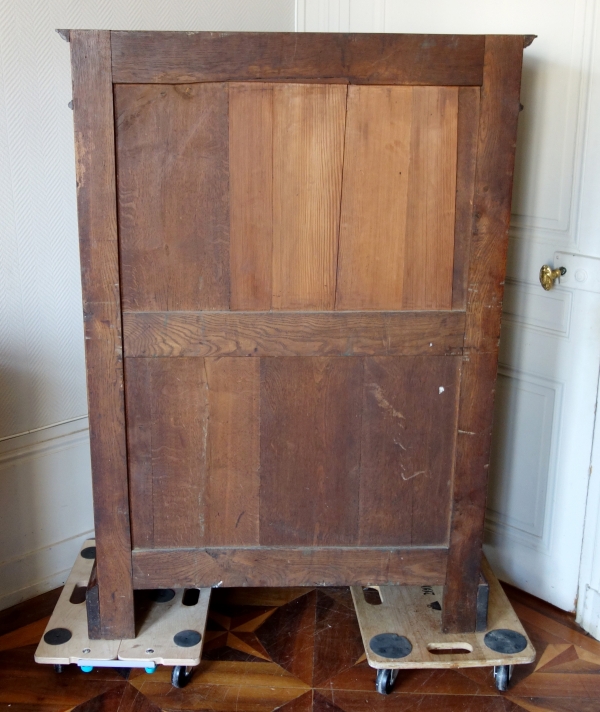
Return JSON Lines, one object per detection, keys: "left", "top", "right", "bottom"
{"left": 123, "top": 310, "right": 466, "bottom": 358}
{"left": 132, "top": 546, "right": 448, "bottom": 588}
{"left": 110, "top": 32, "right": 485, "bottom": 86}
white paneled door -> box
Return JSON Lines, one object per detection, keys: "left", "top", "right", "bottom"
{"left": 298, "top": 0, "right": 600, "bottom": 624}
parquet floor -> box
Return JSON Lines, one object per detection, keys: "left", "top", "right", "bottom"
{"left": 1, "top": 582, "right": 599, "bottom": 711}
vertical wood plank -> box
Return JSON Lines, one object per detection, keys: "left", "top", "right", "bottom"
{"left": 149, "top": 358, "right": 208, "bottom": 548}
{"left": 70, "top": 30, "right": 134, "bottom": 639}
{"left": 403, "top": 87, "right": 458, "bottom": 310}
{"left": 443, "top": 36, "right": 524, "bottom": 633}
{"left": 336, "top": 86, "right": 412, "bottom": 310}
{"left": 452, "top": 87, "right": 481, "bottom": 310}
{"left": 115, "top": 83, "right": 230, "bottom": 312}
{"left": 358, "top": 356, "right": 461, "bottom": 547}
{"left": 205, "top": 358, "right": 260, "bottom": 545}
{"left": 272, "top": 84, "right": 346, "bottom": 310}
{"left": 124, "top": 358, "right": 153, "bottom": 549}
{"left": 229, "top": 83, "right": 273, "bottom": 310}
{"left": 260, "top": 358, "right": 362, "bottom": 545}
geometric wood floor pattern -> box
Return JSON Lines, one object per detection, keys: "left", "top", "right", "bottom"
{"left": 1, "top": 583, "right": 600, "bottom": 711}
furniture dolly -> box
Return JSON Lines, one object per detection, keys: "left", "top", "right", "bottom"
{"left": 36, "top": 542, "right": 534, "bottom": 692}
{"left": 35, "top": 540, "right": 211, "bottom": 688}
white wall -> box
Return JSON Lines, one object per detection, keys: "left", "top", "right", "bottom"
{"left": 0, "top": 0, "right": 294, "bottom": 612}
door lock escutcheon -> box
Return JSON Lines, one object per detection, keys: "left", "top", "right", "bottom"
{"left": 539, "top": 265, "right": 567, "bottom": 291}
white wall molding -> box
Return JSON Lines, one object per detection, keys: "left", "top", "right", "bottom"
{"left": 502, "top": 279, "right": 572, "bottom": 337}
{"left": 0, "top": 418, "right": 94, "bottom": 611}
{"left": 485, "top": 367, "right": 562, "bottom": 556}
{"left": 0, "top": 416, "right": 88, "bottom": 468}
{"left": 0, "top": 530, "right": 93, "bottom": 612}
{"left": 296, "top": 0, "right": 386, "bottom": 32}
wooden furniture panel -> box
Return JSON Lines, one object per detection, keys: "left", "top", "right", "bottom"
{"left": 272, "top": 84, "right": 346, "bottom": 310}
{"left": 260, "top": 357, "right": 363, "bottom": 546}
{"left": 119, "top": 81, "right": 459, "bottom": 314}
{"left": 229, "top": 83, "right": 273, "bottom": 311}
{"left": 132, "top": 547, "right": 448, "bottom": 588}
{"left": 126, "top": 352, "right": 462, "bottom": 554}
{"left": 125, "top": 358, "right": 260, "bottom": 549}
{"left": 111, "top": 32, "right": 486, "bottom": 85}
{"left": 122, "top": 311, "right": 466, "bottom": 359}
{"left": 68, "top": 30, "right": 528, "bottom": 638}
{"left": 402, "top": 87, "right": 458, "bottom": 310}
{"left": 359, "top": 355, "right": 461, "bottom": 547}
{"left": 336, "top": 86, "right": 457, "bottom": 310}
{"left": 230, "top": 82, "right": 347, "bottom": 311}
{"left": 204, "top": 358, "right": 260, "bottom": 546}
{"left": 115, "top": 83, "right": 230, "bottom": 312}
{"left": 335, "top": 86, "right": 412, "bottom": 310}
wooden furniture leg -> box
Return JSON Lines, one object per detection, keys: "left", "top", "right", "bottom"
{"left": 442, "top": 35, "right": 525, "bottom": 633}
{"left": 70, "top": 30, "right": 135, "bottom": 639}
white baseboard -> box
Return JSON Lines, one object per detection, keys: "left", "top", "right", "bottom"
{"left": 0, "top": 417, "right": 95, "bottom": 611}
{"left": 577, "top": 585, "right": 600, "bottom": 640}
{"left": 0, "top": 529, "right": 94, "bottom": 611}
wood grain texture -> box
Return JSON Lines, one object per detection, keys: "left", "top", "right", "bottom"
{"left": 69, "top": 30, "right": 134, "bottom": 640}
{"left": 452, "top": 87, "right": 480, "bottom": 310}
{"left": 336, "top": 86, "right": 457, "bottom": 311}
{"left": 148, "top": 358, "right": 208, "bottom": 548}
{"left": 336, "top": 86, "right": 412, "bottom": 310}
{"left": 229, "top": 83, "right": 273, "bottom": 310}
{"left": 272, "top": 84, "right": 346, "bottom": 310}
{"left": 443, "top": 36, "right": 524, "bottom": 634}
{"left": 126, "top": 357, "right": 260, "bottom": 549}
{"left": 123, "top": 310, "right": 466, "bottom": 358}
{"left": 115, "top": 83, "right": 230, "bottom": 312}
{"left": 131, "top": 547, "right": 448, "bottom": 588}
{"left": 260, "top": 358, "right": 362, "bottom": 546}
{"left": 111, "top": 32, "right": 485, "bottom": 85}
{"left": 402, "top": 87, "right": 458, "bottom": 310}
{"left": 204, "top": 358, "right": 260, "bottom": 546}
{"left": 123, "top": 357, "right": 153, "bottom": 549}
{"left": 358, "top": 356, "right": 461, "bottom": 547}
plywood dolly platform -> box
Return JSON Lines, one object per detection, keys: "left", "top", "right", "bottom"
{"left": 35, "top": 540, "right": 211, "bottom": 689}
{"left": 352, "top": 557, "right": 535, "bottom": 695}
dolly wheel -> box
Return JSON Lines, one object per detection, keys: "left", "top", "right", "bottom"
{"left": 375, "top": 668, "right": 398, "bottom": 695}
{"left": 493, "top": 665, "right": 513, "bottom": 691}
{"left": 171, "top": 665, "right": 194, "bottom": 688}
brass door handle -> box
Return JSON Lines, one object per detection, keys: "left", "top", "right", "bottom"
{"left": 539, "top": 265, "right": 566, "bottom": 291}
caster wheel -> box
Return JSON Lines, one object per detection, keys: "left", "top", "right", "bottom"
{"left": 171, "top": 665, "right": 194, "bottom": 689}
{"left": 493, "top": 665, "right": 513, "bottom": 691}
{"left": 376, "top": 668, "right": 398, "bottom": 695}
{"left": 54, "top": 664, "right": 63, "bottom": 673}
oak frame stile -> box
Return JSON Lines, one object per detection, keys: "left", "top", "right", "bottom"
{"left": 69, "top": 30, "right": 529, "bottom": 639}
{"left": 70, "top": 30, "right": 135, "bottom": 639}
